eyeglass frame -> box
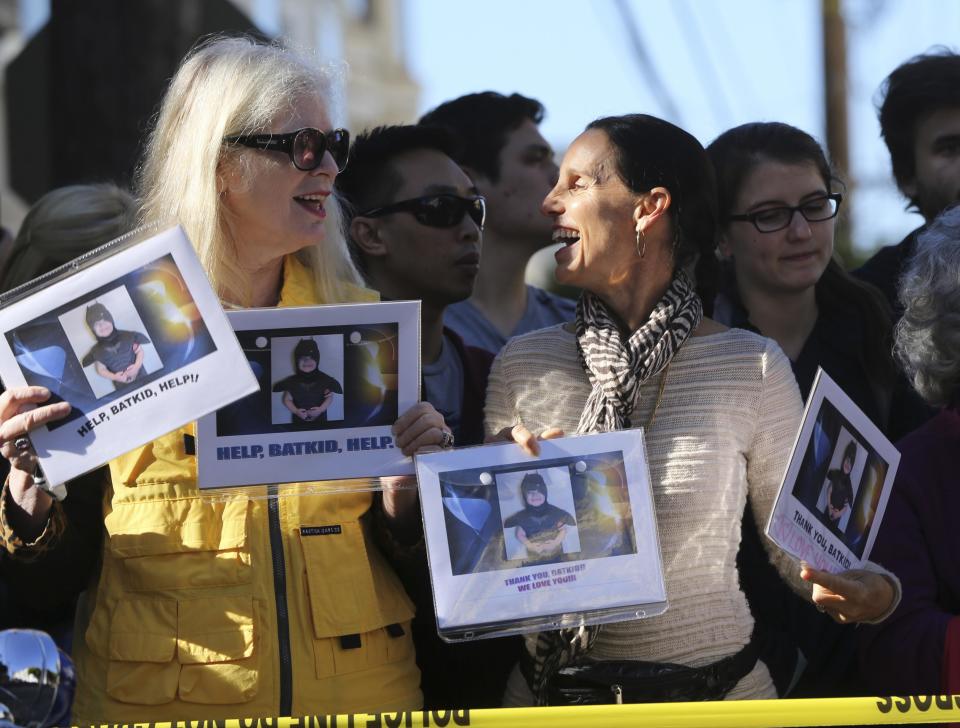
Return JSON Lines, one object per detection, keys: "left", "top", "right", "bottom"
{"left": 222, "top": 127, "right": 350, "bottom": 172}
{"left": 358, "top": 194, "right": 487, "bottom": 230}
{"left": 726, "top": 192, "right": 843, "bottom": 233}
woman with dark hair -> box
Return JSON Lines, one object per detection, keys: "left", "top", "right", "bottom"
{"left": 706, "top": 122, "right": 916, "bottom": 698}
{"left": 707, "top": 122, "right": 896, "bottom": 428}
{"left": 503, "top": 472, "right": 575, "bottom": 563}
{"left": 272, "top": 338, "right": 342, "bottom": 426}
{"left": 80, "top": 302, "right": 151, "bottom": 389}
{"left": 824, "top": 441, "right": 856, "bottom": 531}
{"left": 487, "top": 114, "right": 899, "bottom": 706}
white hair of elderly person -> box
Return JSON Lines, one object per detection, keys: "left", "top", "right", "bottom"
{"left": 0, "top": 35, "right": 450, "bottom": 722}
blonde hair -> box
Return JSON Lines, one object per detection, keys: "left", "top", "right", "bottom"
{"left": 2, "top": 183, "right": 138, "bottom": 292}
{"left": 137, "top": 34, "right": 364, "bottom": 305}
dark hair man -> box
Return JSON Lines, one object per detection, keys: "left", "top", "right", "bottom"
{"left": 334, "top": 124, "right": 518, "bottom": 709}
{"left": 420, "top": 92, "right": 574, "bottom": 353}
{"left": 855, "top": 49, "right": 960, "bottom": 312}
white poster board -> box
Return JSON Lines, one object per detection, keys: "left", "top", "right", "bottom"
{"left": 0, "top": 225, "right": 258, "bottom": 485}
{"left": 766, "top": 368, "right": 900, "bottom": 572}
{"left": 415, "top": 429, "right": 667, "bottom": 641}
{"left": 196, "top": 301, "right": 420, "bottom": 487}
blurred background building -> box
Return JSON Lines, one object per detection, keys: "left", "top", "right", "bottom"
{"left": 0, "top": 0, "right": 419, "bottom": 233}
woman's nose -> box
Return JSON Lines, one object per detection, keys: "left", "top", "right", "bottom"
{"left": 541, "top": 186, "right": 562, "bottom": 217}
{"left": 786, "top": 208, "right": 813, "bottom": 239}
{"left": 310, "top": 149, "right": 339, "bottom": 178}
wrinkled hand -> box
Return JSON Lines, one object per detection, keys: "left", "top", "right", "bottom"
{"left": 392, "top": 402, "right": 451, "bottom": 456}
{"left": 486, "top": 424, "right": 565, "bottom": 457}
{"left": 0, "top": 387, "right": 71, "bottom": 476}
{"left": 801, "top": 562, "right": 896, "bottom": 624}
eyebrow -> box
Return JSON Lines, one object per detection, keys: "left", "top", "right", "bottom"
{"left": 745, "top": 189, "right": 830, "bottom": 211}
{"left": 932, "top": 133, "right": 960, "bottom": 149}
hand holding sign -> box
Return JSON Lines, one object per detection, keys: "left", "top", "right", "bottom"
{"left": 801, "top": 561, "right": 897, "bottom": 624}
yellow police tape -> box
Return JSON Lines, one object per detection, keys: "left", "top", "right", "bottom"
{"left": 80, "top": 696, "right": 960, "bottom": 728}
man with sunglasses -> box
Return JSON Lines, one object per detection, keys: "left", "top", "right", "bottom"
{"left": 336, "top": 124, "right": 519, "bottom": 709}
{"left": 420, "top": 92, "right": 574, "bottom": 355}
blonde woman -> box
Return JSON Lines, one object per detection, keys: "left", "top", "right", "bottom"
{"left": 0, "top": 36, "right": 447, "bottom": 721}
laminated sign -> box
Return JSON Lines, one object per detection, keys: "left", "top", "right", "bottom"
{"left": 0, "top": 225, "right": 258, "bottom": 485}
{"left": 415, "top": 430, "right": 667, "bottom": 641}
{"left": 196, "top": 300, "right": 420, "bottom": 487}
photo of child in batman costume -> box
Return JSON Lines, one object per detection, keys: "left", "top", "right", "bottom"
{"left": 272, "top": 338, "right": 343, "bottom": 428}
{"left": 502, "top": 472, "right": 576, "bottom": 564}
{"left": 823, "top": 440, "right": 856, "bottom": 536}
{"left": 80, "top": 302, "right": 151, "bottom": 390}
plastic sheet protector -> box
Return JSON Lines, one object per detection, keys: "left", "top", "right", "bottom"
{"left": 196, "top": 300, "right": 420, "bottom": 488}
{"left": 415, "top": 429, "right": 667, "bottom": 641}
{"left": 0, "top": 224, "right": 258, "bottom": 486}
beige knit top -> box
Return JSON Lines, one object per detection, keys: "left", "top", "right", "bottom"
{"left": 485, "top": 324, "right": 812, "bottom": 700}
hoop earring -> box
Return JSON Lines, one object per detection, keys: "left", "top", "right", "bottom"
{"left": 636, "top": 227, "right": 646, "bottom": 259}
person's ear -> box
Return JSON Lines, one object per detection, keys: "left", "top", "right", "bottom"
{"left": 216, "top": 157, "right": 241, "bottom": 197}
{"left": 633, "top": 186, "right": 672, "bottom": 234}
{"left": 717, "top": 229, "right": 734, "bottom": 259}
{"left": 349, "top": 217, "right": 388, "bottom": 259}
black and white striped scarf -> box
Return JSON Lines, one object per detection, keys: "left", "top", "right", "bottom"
{"left": 524, "top": 269, "right": 703, "bottom": 704}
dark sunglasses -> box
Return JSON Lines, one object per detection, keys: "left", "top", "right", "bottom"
{"left": 223, "top": 127, "right": 350, "bottom": 172}
{"left": 359, "top": 194, "right": 486, "bottom": 229}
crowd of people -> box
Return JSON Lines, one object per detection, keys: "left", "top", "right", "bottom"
{"left": 0, "top": 34, "right": 958, "bottom": 722}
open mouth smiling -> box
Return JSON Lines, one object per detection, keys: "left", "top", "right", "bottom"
{"left": 294, "top": 193, "right": 328, "bottom": 216}
{"left": 552, "top": 227, "right": 580, "bottom": 246}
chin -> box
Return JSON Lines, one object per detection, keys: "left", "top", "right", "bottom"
{"left": 554, "top": 267, "right": 582, "bottom": 289}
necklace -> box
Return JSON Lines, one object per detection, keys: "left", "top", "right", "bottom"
{"left": 645, "top": 360, "right": 671, "bottom": 430}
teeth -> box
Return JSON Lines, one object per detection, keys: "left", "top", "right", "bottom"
{"left": 551, "top": 228, "right": 580, "bottom": 244}
{"left": 296, "top": 194, "right": 326, "bottom": 202}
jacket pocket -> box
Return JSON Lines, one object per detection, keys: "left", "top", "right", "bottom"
{"left": 106, "top": 497, "right": 252, "bottom": 591}
{"left": 298, "top": 522, "right": 415, "bottom": 678}
{"left": 98, "top": 596, "right": 260, "bottom": 706}
{"left": 177, "top": 595, "right": 259, "bottom": 704}
{"left": 103, "top": 599, "right": 179, "bottom": 705}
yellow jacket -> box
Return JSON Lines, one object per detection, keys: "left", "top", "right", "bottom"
{"left": 71, "top": 257, "right": 421, "bottom": 724}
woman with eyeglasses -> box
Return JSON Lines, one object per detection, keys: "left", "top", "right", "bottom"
{"left": 0, "top": 36, "right": 446, "bottom": 722}
{"left": 706, "top": 121, "right": 908, "bottom": 699}
{"left": 487, "top": 114, "right": 900, "bottom": 707}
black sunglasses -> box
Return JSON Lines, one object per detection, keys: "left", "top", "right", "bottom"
{"left": 359, "top": 194, "right": 486, "bottom": 229}
{"left": 223, "top": 127, "right": 350, "bottom": 172}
